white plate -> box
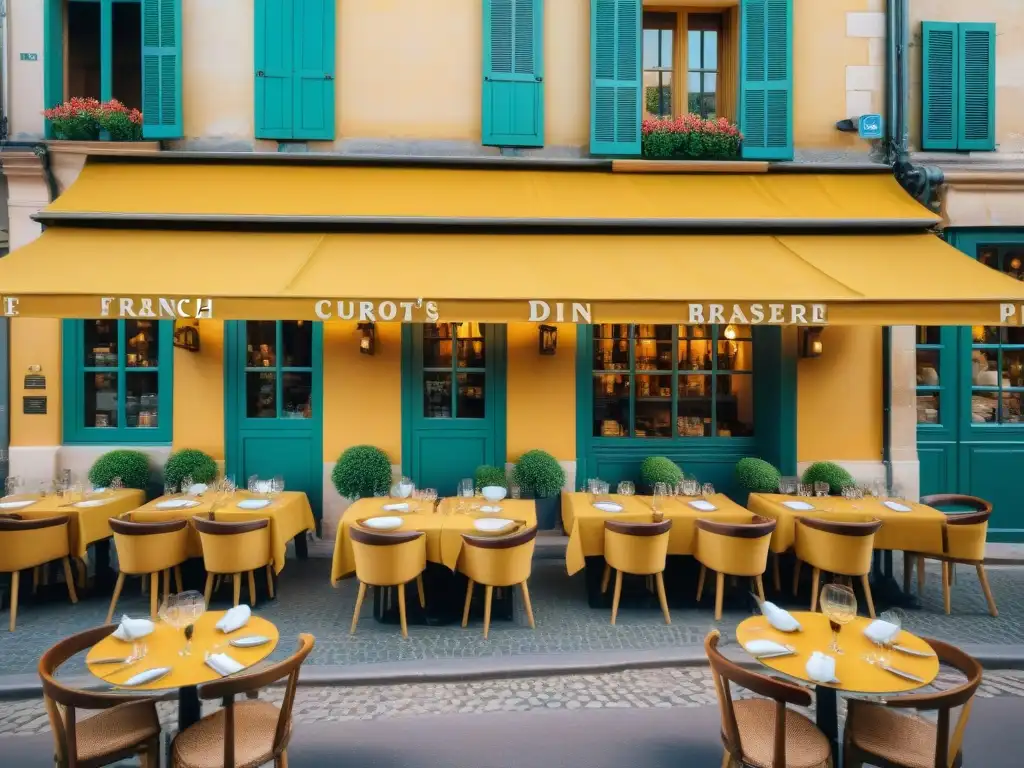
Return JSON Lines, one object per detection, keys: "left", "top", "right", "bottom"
{"left": 237, "top": 499, "right": 271, "bottom": 510}
{"left": 187, "top": 483, "right": 208, "bottom": 496}
{"left": 74, "top": 499, "right": 111, "bottom": 508}
{"left": 473, "top": 518, "right": 515, "bottom": 533}
{"left": 689, "top": 500, "right": 717, "bottom": 511}
{"left": 883, "top": 501, "right": 912, "bottom": 512}
{"left": 592, "top": 501, "right": 624, "bottom": 513}
{"left": 229, "top": 635, "right": 272, "bottom": 648}
{"left": 362, "top": 516, "right": 402, "bottom": 531}
{"left": 781, "top": 500, "right": 815, "bottom": 511}
{"left": 478, "top": 505, "right": 503, "bottom": 514}
{"left": 0, "top": 500, "right": 36, "bottom": 510}
{"left": 155, "top": 499, "right": 201, "bottom": 510}
{"left": 382, "top": 502, "right": 410, "bottom": 512}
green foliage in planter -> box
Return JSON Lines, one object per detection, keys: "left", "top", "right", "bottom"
{"left": 644, "top": 86, "right": 673, "bottom": 116}
{"left": 331, "top": 445, "right": 392, "bottom": 499}
{"left": 802, "top": 461, "right": 855, "bottom": 495}
{"left": 512, "top": 450, "right": 565, "bottom": 499}
{"left": 474, "top": 465, "right": 507, "bottom": 491}
{"left": 163, "top": 449, "right": 218, "bottom": 488}
{"left": 88, "top": 449, "right": 151, "bottom": 490}
{"left": 641, "top": 114, "right": 742, "bottom": 160}
{"left": 735, "top": 458, "right": 782, "bottom": 494}
{"left": 43, "top": 97, "right": 143, "bottom": 141}
{"left": 640, "top": 456, "right": 684, "bottom": 490}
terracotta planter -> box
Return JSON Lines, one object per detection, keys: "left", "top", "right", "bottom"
{"left": 44, "top": 140, "right": 161, "bottom": 195}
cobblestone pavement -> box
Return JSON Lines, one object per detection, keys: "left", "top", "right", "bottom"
{"left": 2, "top": 554, "right": 1023, "bottom": 677}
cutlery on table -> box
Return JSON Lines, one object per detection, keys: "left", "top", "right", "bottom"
{"left": 881, "top": 664, "right": 926, "bottom": 683}
{"left": 103, "top": 643, "right": 148, "bottom": 676}
{"left": 90, "top": 656, "right": 132, "bottom": 665}
{"left": 757, "top": 649, "right": 798, "bottom": 659}
{"left": 891, "top": 644, "right": 935, "bottom": 658}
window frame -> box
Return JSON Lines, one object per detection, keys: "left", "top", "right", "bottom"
{"left": 62, "top": 319, "right": 174, "bottom": 445}
{"left": 914, "top": 326, "right": 952, "bottom": 430}
{"left": 421, "top": 323, "right": 489, "bottom": 421}
{"left": 57, "top": 0, "right": 143, "bottom": 104}
{"left": 241, "top": 321, "right": 316, "bottom": 422}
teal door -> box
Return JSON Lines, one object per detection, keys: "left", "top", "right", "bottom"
{"left": 918, "top": 232, "right": 1024, "bottom": 541}
{"left": 225, "top": 321, "right": 324, "bottom": 518}
{"left": 402, "top": 323, "right": 507, "bottom": 495}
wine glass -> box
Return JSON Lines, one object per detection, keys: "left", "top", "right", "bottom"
{"left": 178, "top": 590, "right": 206, "bottom": 656}
{"left": 158, "top": 594, "right": 185, "bottom": 654}
{"left": 109, "top": 476, "right": 124, "bottom": 492}
{"left": 820, "top": 583, "right": 856, "bottom": 654}
{"left": 4, "top": 475, "right": 21, "bottom": 498}
{"left": 701, "top": 483, "right": 715, "bottom": 498}
{"left": 459, "top": 478, "right": 474, "bottom": 498}
{"left": 247, "top": 475, "right": 259, "bottom": 494}
{"left": 181, "top": 475, "right": 194, "bottom": 497}
{"left": 272, "top": 475, "right": 284, "bottom": 498}
{"left": 871, "top": 608, "right": 906, "bottom": 665}
{"left": 617, "top": 481, "right": 635, "bottom": 496}
{"left": 652, "top": 482, "right": 669, "bottom": 512}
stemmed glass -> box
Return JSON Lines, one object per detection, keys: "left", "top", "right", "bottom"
{"left": 652, "top": 482, "right": 669, "bottom": 512}
{"left": 181, "top": 475, "right": 195, "bottom": 498}
{"left": 701, "top": 483, "right": 715, "bottom": 498}
{"left": 820, "top": 583, "right": 857, "bottom": 654}
{"left": 109, "top": 476, "right": 124, "bottom": 492}
{"left": 617, "top": 481, "right": 635, "bottom": 496}
{"left": 866, "top": 608, "right": 905, "bottom": 665}
{"left": 4, "top": 475, "right": 21, "bottom": 498}
{"left": 271, "top": 475, "right": 285, "bottom": 499}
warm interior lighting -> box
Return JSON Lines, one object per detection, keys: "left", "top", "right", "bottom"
{"left": 799, "top": 327, "right": 824, "bottom": 358}
{"left": 724, "top": 324, "right": 737, "bottom": 340}
{"left": 357, "top": 322, "right": 375, "bottom": 355}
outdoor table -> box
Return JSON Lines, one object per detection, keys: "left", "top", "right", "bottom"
{"left": 86, "top": 610, "right": 279, "bottom": 735}
{"left": 736, "top": 611, "right": 940, "bottom": 760}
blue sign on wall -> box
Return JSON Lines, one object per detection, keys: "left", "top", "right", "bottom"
{"left": 858, "top": 114, "right": 884, "bottom": 140}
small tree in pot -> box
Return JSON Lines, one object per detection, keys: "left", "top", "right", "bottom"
{"left": 735, "top": 457, "right": 782, "bottom": 497}
{"left": 640, "top": 456, "right": 684, "bottom": 493}
{"left": 511, "top": 450, "right": 566, "bottom": 530}
{"left": 474, "top": 464, "right": 507, "bottom": 491}
{"left": 332, "top": 445, "right": 392, "bottom": 499}
{"left": 801, "top": 461, "right": 855, "bottom": 495}
{"left": 163, "top": 448, "right": 218, "bottom": 489}
{"left": 88, "top": 449, "right": 152, "bottom": 491}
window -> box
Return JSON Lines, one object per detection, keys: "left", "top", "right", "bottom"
{"left": 592, "top": 324, "right": 754, "bottom": 439}
{"left": 687, "top": 14, "right": 720, "bottom": 118}
{"left": 921, "top": 21, "right": 996, "bottom": 151}
{"left": 969, "top": 247, "right": 1024, "bottom": 424}
{"left": 244, "top": 321, "right": 314, "bottom": 419}
{"left": 643, "top": 13, "right": 675, "bottom": 119}
{"left": 422, "top": 323, "right": 486, "bottom": 419}
{"left": 63, "top": 320, "right": 173, "bottom": 443}
{"left": 67, "top": 0, "right": 141, "bottom": 110}
{"left": 915, "top": 326, "right": 943, "bottom": 425}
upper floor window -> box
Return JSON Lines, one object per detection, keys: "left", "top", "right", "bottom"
{"left": 687, "top": 14, "right": 720, "bottom": 119}
{"left": 67, "top": 0, "right": 141, "bottom": 111}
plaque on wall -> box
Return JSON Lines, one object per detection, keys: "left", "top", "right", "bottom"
{"left": 23, "top": 396, "right": 47, "bottom": 415}
{"left": 24, "top": 374, "right": 46, "bottom": 390}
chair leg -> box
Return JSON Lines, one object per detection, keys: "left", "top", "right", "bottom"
{"left": 810, "top": 567, "right": 821, "bottom": 612}
{"left": 163, "top": 569, "right": 171, "bottom": 603}
{"left": 942, "top": 562, "right": 951, "bottom": 614}
{"left": 247, "top": 571, "right": 257, "bottom": 606}
{"left": 398, "top": 582, "right": 409, "bottom": 638}
{"left": 232, "top": 573, "right": 241, "bottom": 607}
{"left": 8, "top": 571, "right": 19, "bottom": 632}
{"left": 696, "top": 565, "right": 707, "bottom": 601}
{"left": 139, "top": 735, "right": 160, "bottom": 768}
{"left": 600, "top": 563, "right": 611, "bottom": 594}
{"left": 350, "top": 581, "right": 367, "bottom": 634}
{"left": 266, "top": 565, "right": 275, "bottom": 599}
{"left": 462, "top": 579, "right": 474, "bottom": 627}
{"left": 106, "top": 572, "right": 126, "bottom": 624}
{"left": 977, "top": 564, "right": 998, "bottom": 617}
{"left": 174, "top": 566, "right": 184, "bottom": 593}
{"left": 276, "top": 751, "right": 289, "bottom": 768}
{"left": 903, "top": 553, "right": 913, "bottom": 594}
{"left": 141, "top": 573, "right": 147, "bottom": 595}
{"left": 772, "top": 553, "right": 781, "bottom": 593}
{"left": 482, "top": 585, "right": 493, "bottom": 639}
{"left": 76, "top": 558, "right": 87, "bottom": 590}
{"left": 520, "top": 581, "right": 536, "bottom": 629}
{"left": 714, "top": 572, "right": 725, "bottom": 621}
{"left": 61, "top": 558, "right": 79, "bottom": 604}
{"left": 918, "top": 555, "right": 926, "bottom": 594}
{"left": 721, "top": 751, "right": 732, "bottom": 768}
{"left": 754, "top": 574, "right": 765, "bottom": 604}
{"left": 150, "top": 572, "right": 159, "bottom": 618}
{"left": 203, "top": 573, "right": 214, "bottom": 607}
{"left": 416, "top": 574, "right": 426, "bottom": 609}
{"left": 610, "top": 570, "right": 623, "bottom": 625}
{"left": 860, "top": 573, "right": 876, "bottom": 618}
{"left": 792, "top": 559, "right": 802, "bottom": 596}
{"left": 655, "top": 572, "right": 671, "bottom": 625}
{"left": 32, "top": 567, "right": 39, "bottom": 596}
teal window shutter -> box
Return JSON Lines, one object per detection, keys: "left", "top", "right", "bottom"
{"left": 293, "top": 0, "right": 336, "bottom": 140}
{"left": 256, "top": 0, "right": 295, "bottom": 139}
{"left": 957, "top": 22, "right": 996, "bottom": 151}
{"left": 141, "top": 0, "right": 183, "bottom": 140}
{"left": 590, "top": 0, "right": 640, "bottom": 156}
{"left": 740, "top": 0, "right": 792, "bottom": 160}
{"left": 482, "top": 0, "right": 545, "bottom": 148}
{"left": 921, "top": 21, "right": 958, "bottom": 151}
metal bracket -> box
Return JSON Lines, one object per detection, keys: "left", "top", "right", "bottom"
{"left": 893, "top": 150, "right": 944, "bottom": 214}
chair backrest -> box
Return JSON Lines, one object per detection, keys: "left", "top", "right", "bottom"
{"left": 867, "top": 637, "right": 982, "bottom": 768}
{"left": 921, "top": 494, "right": 992, "bottom": 515}
{"left": 603, "top": 519, "right": 672, "bottom": 575}
{"left": 940, "top": 508, "right": 991, "bottom": 562}
{"left": 110, "top": 517, "right": 190, "bottom": 574}
{"left": 795, "top": 517, "right": 881, "bottom": 576}
{"left": 38, "top": 624, "right": 154, "bottom": 766}
{"left": 460, "top": 526, "right": 538, "bottom": 587}
{"left": 349, "top": 526, "right": 426, "bottom": 586}
{"left": 704, "top": 630, "right": 812, "bottom": 767}
{"left": 694, "top": 516, "right": 777, "bottom": 577}
{"left": 199, "top": 633, "right": 315, "bottom": 768}
{"left": 0, "top": 515, "right": 71, "bottom": 572}
{"left": 192, "top": 516, "right": 271, "bottom": 573}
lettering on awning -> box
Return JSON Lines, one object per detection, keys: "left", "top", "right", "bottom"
{"left": 313, "top": 299, "right": 439, "bottom": 322}
{"left": 526, "top": 301, "right": 828, "bottom": 325}
{"left": 99, "top": 297, "right": 215, "bottom": 319}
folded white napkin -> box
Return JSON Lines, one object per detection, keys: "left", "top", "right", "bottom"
{"left": 205, "top": 653, "right": 245, "bottom": 676}
{"left": 122, "top": 667, "right": 171, "bottom": 687}
{"left": 863, "top": 619, "right": 901, "bottom": 645}
{"left": 782, "top": 500, "right": 815, "bottom": 511}
{"left": 744, "top": 639, "right": 790, "bottom": 656}
{"left": 215, "top": 605, "right": 251, "bottom": 633}
{"left": 92, "top": 487, "right": 107, "bottom": 493}
{"left": 689, "top": 500, "right": 717, "bottom": 511}
{"left": 760, "top": 600, "right": 802, "bottom": 632}
{"left": 112, "top": 615, "right": 154, "bottom": 641}
{"left": 883, "top": 501, "right": 912, "bottom": 512}
{"left": 187, "top": 483, "right": 208, "bottom": 496}
{"left": 382, "top": 502, "right": 410, "bottom": 512}
{"left": 805, "top": 651, "right": 836, "bottom": 684}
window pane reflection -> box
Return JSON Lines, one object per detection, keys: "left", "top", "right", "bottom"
{"left": 423, "top": 323, "right": 454, "bottom": 369}
{"left": 424, "top": 372, "right": 452, "bottom": 418}
{"left": 247, "top": 322, "right": 277, "bottom": 367}
{"left": 456, "top": 373, "right": 486, "bottom": 419}
{"left": 125, "top": 320, "right": 158, "bottom": 368}
{"left": 282, "top": 372, "right": 312, "bottom": 418}
{"left": 594, "top": 374, "right": 630, "bottom": 437}
{"left": 85, "top": 321, "right": 118, "bottom": 367}
{"left": 715, "top": 373, "right": 754, "bottom": 436}
{"left": 246, "top": 372, "right": 277, "bottom": 418}
{"left": 917, "top": 391, "right": 939, "bottom": 425}
{"left": 456, "top": 322, "right": 486, "bottom": 368}
{"left": 916, "top": 349, "right": 940, "bottom": 386}
{"left": 125, "top": 372, "right": 158, "bottom": 428}
{"left": 281, "top": 321, "right": 312, "bottom": 368}
{"left": 86, "top": 373, "right": 117, "bottom": 427}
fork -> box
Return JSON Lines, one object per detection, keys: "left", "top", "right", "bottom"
{"left": 104, "top": 642, "right": 148, "bottom": 676}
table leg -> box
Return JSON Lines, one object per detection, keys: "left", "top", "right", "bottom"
{"left": 815, "top": 685, "right": 840, "bottom": 764}
{"left": 868, "top": 551, "right": 921, "bottom": 610}
{"left": 178, "top": 685, "right": 202, "bottom": 732}
{"left": 93, "top": 540, "right": 115, "bottom": 591}
{"left": 294, "top": 531, "right": 309, "bottom": 560}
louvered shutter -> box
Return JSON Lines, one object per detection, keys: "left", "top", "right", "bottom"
{"left": 921, "top": 21, "right": 958, "bottom": 151}
{"left": 740, "top": 0, "right": 792, "bottom": 160}
{"left": 483, "top": 0, "right": 544, "bottom": 147}
{"left": 957, "top": 22, "right": 995, "bottom": 151}
{"left": 255, "top": 0, "right": 295, "bottom": 139}
{"left": 589, "top": 0, "right": 640, "bottom": 156}
{"left": 293, "top": 0, "right": 336, "bottom": 140}
{"left": 141, "top": 0, "right": 182, "bottom": 139}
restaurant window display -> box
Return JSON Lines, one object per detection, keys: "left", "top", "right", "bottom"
{"left": 244, "top": 321, "right": 314, "bottom": 420}
{"left": 62, "top": 319, "right": 174, "bottom": 443}
{"left": 422, "top": 323, "right": 487, "bottom": 420}
{"left": 915, "top": 326, "right": 943, "bottom": 426}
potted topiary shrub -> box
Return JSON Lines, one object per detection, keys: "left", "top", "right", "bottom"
{"left": 511, "top": 450, "right": 566, "bottom": 530}
{"left": 331, "top": 445, "right": 392, "bottom": 499}
{"left": 802, "top": 461, "right": 855, "bottom": 495}
{"left": 163, "top": 449, "right": 218, "bottom": 490}
{"left": 474, "top": 464, "right": 507, "bottom": 491}
{"left": 640, "top": 456, "right": 684, "bottom": 492}
{"left": 88, "top": 449, "right": 151, "bottom": 491}
{"left": 735, "top": 457, "right": 782, "bottom": 496}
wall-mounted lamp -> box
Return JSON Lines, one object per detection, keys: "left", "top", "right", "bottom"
{"left": 172, "top": 319, "right": 201, "bottom": 352}
{"left": 799, "top": 327, "right": 824, "bottom": 358}
{"left": 357, "top": 322, "right": 375, "bottom": 355}
{"left": 538, "top": 324, "right": 557, "bottom": 355}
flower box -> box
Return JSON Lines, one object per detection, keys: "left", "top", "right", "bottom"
{"left": 641, "top": 114, "right": 743, "bottom": 161}
{"left": 43, "top": 97, "right": 145, "bottom": 142}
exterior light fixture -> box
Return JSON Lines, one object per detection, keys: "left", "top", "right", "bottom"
{"left": 539, "top": 324, "right": 557, "bottom": 355}
{"left": 799, "top": 327, "right": 824, "bottom": 358}
{"left": 357, "top": 322, "right": 375, "bottom": 355}
{"left": 172, "top": 319, "right": 201, "bottom": 352}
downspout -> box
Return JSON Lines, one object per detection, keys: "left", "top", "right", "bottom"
{"left": 0, "top": 1, "right": 8, "bottom": 487}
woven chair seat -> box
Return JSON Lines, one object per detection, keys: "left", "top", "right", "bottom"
{"left": 732, "top": 699, "right": 831, "bottom": 768}
{"left": 172, "top": 699, "right": 286, "bottom": 768}
{"left": 846, "top": 701, "right": 938, "bottom": 768}
{"left": 76, "top": 700, "right": 160, "bottom": 763}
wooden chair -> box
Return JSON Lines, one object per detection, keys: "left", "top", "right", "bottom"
{"left": 793, "top": 517, "right": 882, "bottom": 618}
{"left": 906, "top": 495, "right": 997, "bottom": 617}
{"left": 459, "top": 526, "right": 538, "bottom": 639}
{"left": 705, "top": 630, "right": 831, "bottom": 768}
{"left": 695, "top": 516, "right": 777, "bottom": 620}
{"left": 38, "top": 624, "right": 161, "bottom": 768}
{"left": 171, "top": 633, "right": 315, "bottom": 768}
{"left": 0, "top": 515, "right": 78, "bottom": 632}
{"left": 843, "top": 637, "right": 982, "bottom": 768}
{"left": 108, "top": 517, "right": 190, "bottom": 623}
{"left": 193, "top": 516, "right": 274, "bottom": 608}
{"left": 349, "top": 527, "right": 426, "bottom": 639}
{"left": 601, "top": 519, "right": 672, "bottom": 625}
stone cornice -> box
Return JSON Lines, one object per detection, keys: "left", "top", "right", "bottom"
{"left": 0, "top": 149, "right": 45, "bottom": 180}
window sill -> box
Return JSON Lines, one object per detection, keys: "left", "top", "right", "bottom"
{"left": 44, "top": 139, "right": 162, "bottom": 157}
{"left": 612, "top": 159, "right": 770, "bottom": 173}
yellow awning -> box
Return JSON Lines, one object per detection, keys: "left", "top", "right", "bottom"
{"left": 3, "top": 228, "right": 1024, "bottom": 326}
{"left": 40, "top": 160, "right": 939, "bottom": 225}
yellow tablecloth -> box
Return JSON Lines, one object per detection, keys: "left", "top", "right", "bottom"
{"left": 330, "top": 497, "right": 538, "bottom": 584}
{"left": 86, "top": 610, "right": 279, "bottom": 691}
{"left": 4, "top": 489, "right": 146, "bottom": 560}
{"left": 747, "top": 493, "right": 947, "bottom": 554}
{"left": 131, "top": 491, "right": 315, "bottom": 574}
{"left": 562, "top": 492, "right": 753, "bottom": 576}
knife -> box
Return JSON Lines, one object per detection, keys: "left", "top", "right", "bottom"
{"left": 892, "top": 644, "right": 935, "bottom": 658}
{"left": 90, "top": 656, "right": 130, "bottom": 664}
{"left": 756, "top": 649, "right": 797, "bottom": 659}
{"left": 882, "top": 664, "right": 926, "bottom": 683}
